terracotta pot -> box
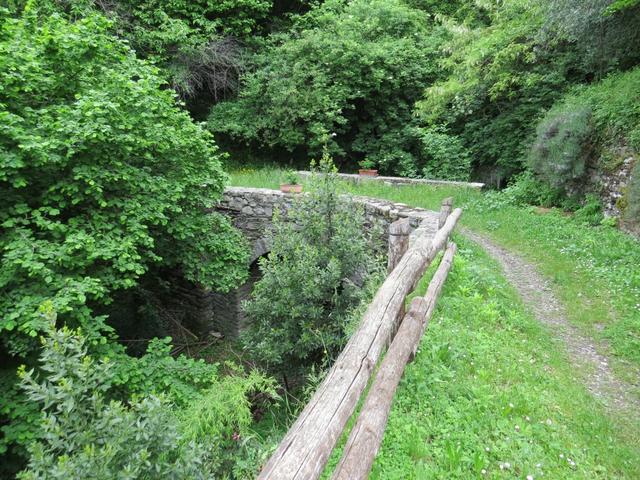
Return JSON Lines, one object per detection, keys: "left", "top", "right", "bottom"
{"left": 280, "top": 184, "right": 303, "bottom": 193}
{"left": 358, "top": 169, "right": 379, "bottom": 177}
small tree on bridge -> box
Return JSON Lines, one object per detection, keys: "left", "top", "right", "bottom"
{"left": 241, "top": 154, "right": 380, "bottom": 376}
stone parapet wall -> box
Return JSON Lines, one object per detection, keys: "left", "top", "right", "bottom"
{"left": 296, "top": 171, "right": 485, "bottom": 189}
{"left": 218, "top": 186, "right": 440, "bottom": 253}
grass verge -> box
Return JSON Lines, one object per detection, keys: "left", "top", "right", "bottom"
{"left": 371, "top": 237, "right": 640, "bottom": 478}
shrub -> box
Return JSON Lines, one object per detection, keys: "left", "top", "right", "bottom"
{"left": 574, "top": 68, "right": 640, "bottom": 151}
{"left": 241, "top": 154, "right": 380, "bottom": 372}
{"left": 530, "top": 104, "right": 593, "bottom": 194}
{"left": 1, "top": 8, "right": 251, "bottom": 469}
{"left": 0, "top": 7, "right": 248, "bottom": 357}
{"left": 17, "top": 304, "right": 278, "bottom": 479}
{"left": 17, "top": 307, "right": 206, "bottom": 480}
{"left": 411, "top": 126, "right": 472, "bottom": 181}
{"left": 573, "top": 194, "right": 604, "bottom": 226}
{"left": 500, "top": 171, "right": 563, "bottom": 208}
{"left": 208, "top": 0, "right": 445, "bottom": 174}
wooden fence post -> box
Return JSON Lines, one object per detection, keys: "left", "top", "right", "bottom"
{"left": 257, "top": 209, "right": 462, "bottom": 480}
{"left": 331, "top": 243, "right": 457, "bottom": 480}
{"left": 387, "top": 218, "right": 412, "bottom": 273}
{"left": 438, "top": 197, "right": 454, "bottom": 229}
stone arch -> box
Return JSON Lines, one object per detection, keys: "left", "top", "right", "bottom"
{"left": 207, "top": 238, "right": 270, "bottom": 338}
{"left": 250, "top": 237, "right": 271, "bottom": 263}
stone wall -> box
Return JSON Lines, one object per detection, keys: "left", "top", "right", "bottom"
{"left": 201, "top": 186, "right": 440, "bottom": 337}
{"left": 296, "top": 171, "right": 485, "bottom": 189}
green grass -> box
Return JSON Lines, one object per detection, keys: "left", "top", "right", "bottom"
{"left": 372, "top": 238, "right": 640, "bottom": 478}
{"left": 229, "top": 167, "right": 640, "bottom": 477}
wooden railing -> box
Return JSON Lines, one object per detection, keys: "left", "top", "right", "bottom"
{"left": 258, "top": 199, "right": 461, "bottom": 480}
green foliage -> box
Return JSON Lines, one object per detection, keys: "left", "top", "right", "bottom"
{"left": 20, "top": 0, "right": 272, "bottom": 100}
{"left": 0, "top": 370, "right": 41, "bottom": 476}
{"left": 544, "top": 0, "right": 640, "bottom": 75}
{"left": 498, "top": 171, "right": 563, "bottom": 208}
{"left": 100, "top": 0, "right": 271, "bottom": 99}
{"left": 569, "top": 68, "right": 640, "bottom": 151}
{"left": 17, "top": 308, "right": 207, "bottom": 480}
{"left": 209, "top": 0, "right": 447, "bottom": 176}
{"left": 283, "top": 170, "right": 299, "bottom": 185}
{"left": 410, "top": 126, "right": 471, "bottom": 181}
{"left": 530, "top": 104, "right": 593, "bottom": 193}
{"left": 14, "top": 305, "right": 278, "bottom": 479}
{"left": 530, "top": 67, "right": 640, "bottom": 198}
{"left": 605, "top": 0, "right": 640, "bottom": 14}
{"left": 0, "top": 7, "right": 249, "bottom": 357}
{"left": 573, "top": 194, "right": 605, "bottom": 226}
{"left": 416, "top": 0, "right": 570, "bottom": 177}
{"left": 179, "top": 366, "right": 279, "bottom": 478}
{"left": 241, "top": 155, "right": 379, "bottom": 370}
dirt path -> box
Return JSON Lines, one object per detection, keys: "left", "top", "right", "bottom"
{"left": 462, "top": 228, "right": 640, "bottom": 415}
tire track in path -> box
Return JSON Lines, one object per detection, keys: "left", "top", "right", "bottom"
{"left": 463, "top": 228, "right": 640, "bottom": 415}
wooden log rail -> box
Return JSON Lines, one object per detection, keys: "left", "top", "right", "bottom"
{"left": 258, "top": 199, "right": 461, "bottom": 480}
{"left": 332, "top": 242, "right": 457, "bottom": 479}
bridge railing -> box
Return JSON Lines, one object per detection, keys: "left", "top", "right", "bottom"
{"left": 257, "top": 198, "right": 461, "bottom": 480}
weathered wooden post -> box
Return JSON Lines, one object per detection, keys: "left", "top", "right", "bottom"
{"left": 332, "top": 243, "right": 458, "bottom": 480}
{"left": 438, "top": 197, "right": 454, "bottom": 229}
{"left": 387, "top": 218, "right": 412, "bottom": 273}
{"left": 258, "top": 209, "right": 462, "bottom": 480}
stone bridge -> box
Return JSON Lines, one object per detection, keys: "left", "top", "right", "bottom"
{"left": 202, "top": 187, "right": 440, "bottom": 337}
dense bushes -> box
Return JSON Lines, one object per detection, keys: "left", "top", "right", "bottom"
{"left": 0, "top": 6, "right": 248, "bottom": 357}
{"left": 529, "top": 67, "right": 640, "bottom": 202}
{"left": 412, "top": 126, "right": 471, "bottom": 181}
{"left": 242, "top": 156, "right": 381, "bottom": 372}
{"left": 208, "top": 0, "right": 449, "bottom": 176}
{"left": 416, "top": 0, "right": 570, "bottom": 181}
{"left": 17, "top": 306, "right": 276, "bottom": 479}
{"left": 18, "top": 315, "right": 206, "bottom": 480}
{"left": 25, "top": 0, "right": 273, "bottom": 101}
{"left": 530, "top": 105, "right": 593, "bottom": 194}
{"left": 0, "top": 6, "right": 253, "bottom": 473}
{"left": 543, "top": 0, "right": 640, "bottom": 77}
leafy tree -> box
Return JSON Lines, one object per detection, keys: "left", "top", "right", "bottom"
{"left": 0, "top": 5, "right": 250, "bottom": 472}
{"left": 241, "top": 155, "right": 380, "bottom": 372}
{"left": 208, "top": 0, "right": 448, "bottom": 176}
{"left": 416, "top": 0, "right": 578, "bottom": 182}
{"left": 13, "top": 0, "right": 273, "bottom": 101}
{"left": 542, "top": 0, "right": 640, "bottom": 77}
{"left": 0, "top": 6, "right": 248, "bottom": 357}
{"left": 410, "top": 126, "right": 471, "bottom": 181}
